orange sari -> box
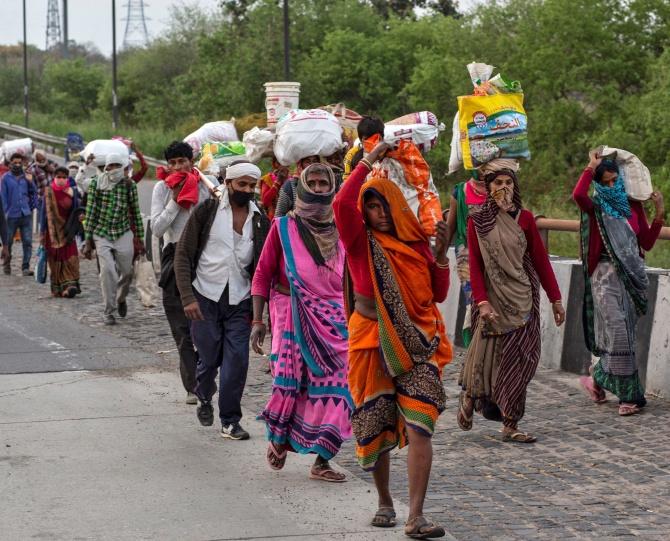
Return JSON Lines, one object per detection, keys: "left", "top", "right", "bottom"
{"left": 348, "top": 177, "right": 452, "bottom": 471}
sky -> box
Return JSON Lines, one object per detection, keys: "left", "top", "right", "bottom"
{"left": 1, "top": 0, "right": 481, "bottom": 57}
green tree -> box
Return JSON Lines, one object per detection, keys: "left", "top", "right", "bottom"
{"left": 42, "top": 59, "right": 105, "bottom": 119}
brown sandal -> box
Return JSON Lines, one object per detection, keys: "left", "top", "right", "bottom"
{"left": 309, "top": 462, "right": 346, "bottom": 483}
{"left": 404, "top": 516, "right": 446, "bottom": 539}
{"left": 371, "top": 506, "right": 396, "bottom": 528}
{"left": 266, "top": 442, "right": 288, "bottom": 470}
{"left": 502, "top": 430, "right": 537, "bottom": 444}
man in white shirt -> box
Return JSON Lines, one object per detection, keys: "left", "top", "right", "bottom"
{"left": 174, "top": 161, "right": 270, "bottom": 440}
{"left": 151, "top": 141, "right": 216, "bottom": 405}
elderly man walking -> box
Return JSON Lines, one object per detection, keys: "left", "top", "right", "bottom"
{"left": 83, "top": 153, "right": 144, "bottom": 326}
{"left": 174, "top": 161, "right": 269, "bottom": 440}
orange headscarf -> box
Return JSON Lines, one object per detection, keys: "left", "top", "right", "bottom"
{"left": 358, "top": 176, "right": 451, "bottom": 377}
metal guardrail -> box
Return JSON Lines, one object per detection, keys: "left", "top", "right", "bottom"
{"left": 0, "top": 120, "right": 164, "bottom": 167}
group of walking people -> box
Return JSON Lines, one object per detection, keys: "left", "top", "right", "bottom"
{"left": 0, "top": 115, "right": 664, "bottom": 539}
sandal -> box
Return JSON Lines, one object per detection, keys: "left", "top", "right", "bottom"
{"left": 266, "top": 442, "right": 288, "bottom": 471}
{"left": 404, "top": 516, "right": 446, "bottom": 539}
{"left": 371, "top": 506, "right": 396, "bottom": 528}
{"left": 457, "top": 391, "right": 473, "bottom": 431}
{"left": 579, "top": 376, "right": 607, "bottom": 404}
{"left": 309, "top": 462, "right": 347, "bottom": 483}
{"left": 618, "top": 403, "right": 641, "bottom": 416}
{"left": 502, "top": 430, "right": 537, "bottom": 444}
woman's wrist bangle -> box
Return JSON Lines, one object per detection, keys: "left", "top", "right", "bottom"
{"left": 435, "top": 260, "right": 449, "bottom": 269}
{"left": 552, "top": 300, "right": 563, "bottom": 305}
{"left": 477, "top": 300, "right": 490, "bottom": 307}
{"left": 252, "top": 320, "right": 265, "bottom": 326}
{"left": 360, "top": 158, "right": 373, "bottom": 170}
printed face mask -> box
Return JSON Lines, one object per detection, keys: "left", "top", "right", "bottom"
{"left": 491, "top": 185, "right": 514, "bottom": 210}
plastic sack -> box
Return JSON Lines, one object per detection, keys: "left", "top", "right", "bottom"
{"left": 184, "top": 121, "right": 238, "bottom": 154}
{"left": 364, "top": 135, "right": 442, "bottom": 236}
{"left": 385, "top": 111, "right": 445, "bottom": 153}
{"left": 35, "top": 246, "right": 47, "bottom": 284}
{"left": 243, "top": 127, "right": 275, "bottom": 163}
{"left": 448, "top": 112, "right": 462, "bottom": 174}
{"left": 319, "top": 103, "right": 362, "bottom": 147}
{"left": 198, "top": 141, "right": 247, "bottom": 175}
{"left": 600, "top": 146, "right": 653, "bottom": 201}
{"left": 458, "top": 93, "right": 530, "bottom": 169}
{"left": 1, "top": 138, "right": 33, "bottom": 161}
{"left": 274, "top": 109, "right": 343, "bottom": 166}
{"left": 80, "top": 139, "right": 130, "bottom": 167}
{"left": 134, "top": 254, "right": 160, "bottom": 308}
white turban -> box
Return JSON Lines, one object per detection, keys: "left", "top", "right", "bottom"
{"left": 105, "top": 152, "right": 129, "bottom": 168}
{"left": 225, "top": 162, "right": 261, "bottom": 181}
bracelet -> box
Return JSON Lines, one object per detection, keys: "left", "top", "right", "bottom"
{"left": 477, "top": 300, "right": 490, "bottom": 307}
{"left": 251, "top": 320, "right": 265, "bottom": 326}
{"left": 552, "top": 300, "right": 563, "bottom": 305}
{"left": 360, "top": 158, "right": 373, "bottom": 170}
{"left": 435, "top": 260, "right": 449, "bottom": 269}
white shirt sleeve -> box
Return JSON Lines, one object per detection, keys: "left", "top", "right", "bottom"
{"left": 150, "top": 181, "right": 181, "bottom": 239}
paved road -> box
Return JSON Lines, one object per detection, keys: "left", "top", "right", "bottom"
{"left": 1, "top": 251, "right": 669, "bottom": 540}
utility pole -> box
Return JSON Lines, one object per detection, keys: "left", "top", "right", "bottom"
{"left": 23, "top": 0, "right": 29, "bottom": 127}
{"left": 283, "top": 0, "right": 290, "bottom": 79}
{"left": 62, "top": 0, "right": 69, "bottom": 58}
{"left": 112, "top": 0, "right": 119, "bottom": 129}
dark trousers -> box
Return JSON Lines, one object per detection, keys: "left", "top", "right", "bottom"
{"left": 191, "top": 287, "right": 252, "bottom": 425}
{"left": 5, "top": 214, "right": 33, "bottom": 270}
{"left": 159, "top": 243, "right": 198, "bottom": 393}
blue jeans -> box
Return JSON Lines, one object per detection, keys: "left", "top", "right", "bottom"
{"left": 6, "top": 214, "right": 33, "bottom": 271}
{"left": 190, "top": 288, "right": 252, "bottom": 425}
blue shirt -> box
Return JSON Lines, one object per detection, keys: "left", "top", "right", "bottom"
{"left": 1, "top": 172, "right": 36, "bottom": 219}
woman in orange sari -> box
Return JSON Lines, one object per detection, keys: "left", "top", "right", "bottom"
{"left": 334, "top": 142, "right": 452, "bottom": 539}
{"left": 40, "top": 166, "right": 82, "bottom": 297}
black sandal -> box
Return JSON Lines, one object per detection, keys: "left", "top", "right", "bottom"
{"left": 372, "top": 506, "right": 396, "bottom": 528}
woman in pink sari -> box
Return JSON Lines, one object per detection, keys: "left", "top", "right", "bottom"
{"left": 251, "top": 163, "right": 352, "bottom": 482}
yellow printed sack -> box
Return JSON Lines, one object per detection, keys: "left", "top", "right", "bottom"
{"left": 458, "top": 93, "right": 530, "bottom": 169}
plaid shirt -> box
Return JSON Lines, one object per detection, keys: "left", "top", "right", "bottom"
{"left": 27, "top": 163, "right": 49, "bottom": 191}
{"left": 84, "top": 176, "right": 144, "bottom": 242}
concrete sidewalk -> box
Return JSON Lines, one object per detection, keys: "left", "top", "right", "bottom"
{"left": 0, "top": 368, "right": 415, "bottom": 541}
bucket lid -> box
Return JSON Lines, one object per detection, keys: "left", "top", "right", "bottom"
{"left": 264, "top": 81, "right": 301, "bottom": 89}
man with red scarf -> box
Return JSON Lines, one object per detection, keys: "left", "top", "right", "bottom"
{"left": 151, "top": 141, "right": 215, "bottom": 405}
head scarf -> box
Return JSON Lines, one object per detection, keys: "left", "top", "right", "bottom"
{"left": 96, "top": 153, "right": 129, "bottom": 191}
{"left": 472, "top": 168, "right": 523, "bottom": 237}
{"left": 290, "top": 163, "right": 339, "bottom": 266}
{"left": 225, "top": 161, "right": 261, "bottom": 181}
{"left": 477, "top": 158, "right": 520, "bottom": 177}
{"left": 593, "top": 161, "right": 631, "bottom": 219}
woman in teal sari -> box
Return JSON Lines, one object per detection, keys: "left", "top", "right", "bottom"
{"left": 574, "top": 150, "right": 665, "bottom": 416}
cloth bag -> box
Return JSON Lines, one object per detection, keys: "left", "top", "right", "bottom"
{"left": 134, "top": 254, "right": 160, "bottom": 307}
{"left": 35, "top": 246, "right": 47, "bottom": 284}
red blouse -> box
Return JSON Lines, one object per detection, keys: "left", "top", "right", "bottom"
{"left": 467, "top": 209, "right": 562, "bottom": 305}
{"left": 333, "top": 163, "right": 449, "bottom": 302}
{"left": 572, "top": 167, "right": 663, "bottom": 275}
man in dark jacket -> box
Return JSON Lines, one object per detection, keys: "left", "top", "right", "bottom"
{"left": 174, "top": 160, "right": 269, "bottom": 441}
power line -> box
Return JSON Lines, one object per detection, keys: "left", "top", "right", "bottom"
{"left": 122, "top": 0, "right": 150, "bottom": 49}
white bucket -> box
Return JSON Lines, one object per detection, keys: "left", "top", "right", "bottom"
{"left": 264, "top": 82, "right": 301, "bottom": 127}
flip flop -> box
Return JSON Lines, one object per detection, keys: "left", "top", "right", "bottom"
{"left": 404, "top": 516, "right": 446, "bottom": 539}
{"left": 502, "top": 430, "right": 537, "bottom": 444}
{"left": 266, "top": 442, "right": 288, "bottom": 471}
{"left": 371, "top": 506, "right": 396, "bottom": 528}
{"left": 618, "top": 403, "right": 641, "bottom": 416}
{"left": 457, "top": 391, "right": 473, "bottom": 431}
{"left": 309, "top": 464, "right": 347, "bottom": 483}
{"left": 579, "top": 376, "right": 607, "bottom": 404}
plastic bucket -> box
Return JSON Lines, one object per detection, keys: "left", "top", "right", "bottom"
{"left": 264, "top": 82, "right": 301, "bottom": 126}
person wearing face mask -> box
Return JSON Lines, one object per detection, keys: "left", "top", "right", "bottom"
{"left": 274, "top": 155, "right": 321, "bottom": 218}
{"left": 151, "top": 141, "right": 218, "bottom": 406}
{"left": 574, "top": 151, "right": 665, "bottom": 416}
{"left": 444, "top": 170, "right": 488, "bottom": 348}
{"left": 173, "top": 160, "right": 270, "bottom": 441}
{"left": 250, "top": 163, "right": 352, "bottom": 482}
{"left": 457, "top": 159, "right": 565, "bottom": 444}
{"left": 83, "top": 153, "right": 144, "bottom": 325}
{"left": 39, "top": 166, "right": 82, "bottom": 298}
{"left": 28, "top": 150, "right": 55, "bottom": 196}
{"left": 1, "top": 153, "right": 37, "bottom": 276}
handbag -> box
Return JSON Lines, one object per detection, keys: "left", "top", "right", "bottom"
{"left": 35, "top": 246, "right": 47, "bottom": 284}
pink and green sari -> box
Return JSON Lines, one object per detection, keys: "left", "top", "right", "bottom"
{"left": 261, "top": 216, "right": 353, "bottom": 459}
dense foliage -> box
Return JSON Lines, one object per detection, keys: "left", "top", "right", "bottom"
{"left": 1, "top": 0, "right": 668, "bottom": 263}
